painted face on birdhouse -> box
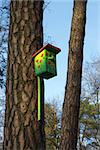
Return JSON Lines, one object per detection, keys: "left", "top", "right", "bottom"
{"left": 34, "top": 49, "right": 56, "bottom": 79}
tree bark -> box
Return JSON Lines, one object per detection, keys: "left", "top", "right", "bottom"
{"left": 3, "top": 0, "right": 45, "bottom": 150}
{"left": 61, "top": 0, "right": 87, "bottom": 150}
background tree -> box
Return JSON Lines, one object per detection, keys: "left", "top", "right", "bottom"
{"left": 78, "top": 58, "right": 100, "bottom": 150}
{"left": 45, "top": 102, "right": 61, "bottom": 150}
{"left": 61, "top": 0, "right": 87, "bottom": 149}
{"left": 79, "top": 99, "right": 100, "bottom": 150}
{"left": 0, "top": 0, "right": 9, "bottom": 88}
{"left": 3, "top": 0, "right": 45, "bottom": 150}
{"left": 0, "top": 0, "right": 9, "bottom": 142}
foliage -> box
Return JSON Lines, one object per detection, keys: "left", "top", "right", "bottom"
{"left": 45, "top": 102, "right": 61, "bottom": 150}
{"left": 78, "top": 58, "right": 100, "bottom": 149}
{"left": 79, "top": 99, "right": 100, "bottom": 143}
{"left": 44, "top": 96, "right": 99, "bottom": 150}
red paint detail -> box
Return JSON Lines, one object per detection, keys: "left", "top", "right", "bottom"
{"left": 41, "top": 54, "right": 44, "bottom": 57}
{"left": 48, "top": 61, "right": 51, "bottom": 65}
{"left": 46, "top": 52, "right": 48, "bottom": 56}
{"left": 40, "top": 60, "right": 42, "bottom": 63}
{"left": 36, "top": 60, "right": 38, "bottom": 63}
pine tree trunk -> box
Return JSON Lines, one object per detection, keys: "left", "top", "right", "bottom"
{"left": 61, "top": 0, "right": 87, "bottom": 150}
{"left": 3, "top": 0, "right": 45, "bottom": 150}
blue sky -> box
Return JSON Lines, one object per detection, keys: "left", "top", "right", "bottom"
{"left": 43, "top": 0, "right": 100, "bottom": 104}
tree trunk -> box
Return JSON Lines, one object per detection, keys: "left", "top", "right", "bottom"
{"left": 3, "top": 0, "right": 45, "bottom": 150}
{"left": 61, "top": 0, "right": 87, "bottom": 150}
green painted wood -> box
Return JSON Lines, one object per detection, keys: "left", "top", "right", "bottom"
{"left": 38, "top": 76, "right": 41, "bottom": 121}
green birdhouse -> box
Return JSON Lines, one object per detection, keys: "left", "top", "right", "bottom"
{"left": 32, "top": 44, "right": 61, "bottom": 79}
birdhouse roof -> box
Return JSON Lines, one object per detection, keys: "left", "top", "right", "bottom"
{"left": 32, "top": 43, "right": 61, "bottom": 58}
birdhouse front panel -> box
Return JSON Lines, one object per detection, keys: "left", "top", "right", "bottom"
{"left": 34, "top": 50, "right": 46, "bottom": 76}
{"left": 34, "top": 49, "right": 57, "bottom": 79}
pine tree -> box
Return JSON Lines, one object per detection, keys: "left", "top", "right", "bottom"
{"left": 61, "top": 0, "right": 87, "bottom": 149}
{"left": 3, "top": 1, "right": 45, "bottom": 149}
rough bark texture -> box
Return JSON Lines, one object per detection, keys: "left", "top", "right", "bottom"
{"left": 61, "top": 0, "right": 87, "bottom": 150}
{"left": 3, "top": 0, "right": 45, "bottom": 150}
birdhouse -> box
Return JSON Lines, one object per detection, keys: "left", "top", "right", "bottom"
{"left": 32, "top": 44, "right": 61, "bottom": 79}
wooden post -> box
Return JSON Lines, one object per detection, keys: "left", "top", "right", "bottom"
{"left": 37, "top": 77, "right": 44, "bottom": 124}
{"left": 37, "top": 77, "right": 45, "bottom": 149}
